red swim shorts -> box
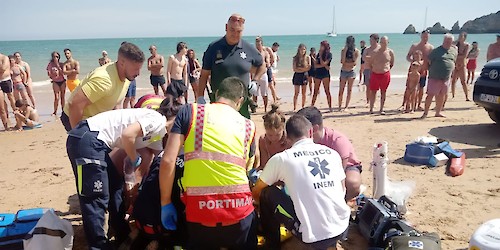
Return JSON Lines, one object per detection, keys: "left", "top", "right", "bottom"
{"left": 369, "top": 71, "right": 390, "bottom": 91}
{"left": 466, "top": 59, "right": 477, "bottom": 70}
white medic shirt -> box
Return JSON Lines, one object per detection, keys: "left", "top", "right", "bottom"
{"left": 260, "top": 138, "right": 350, "bottom": 243}
{"left": 86, "top": 108, "right": 166, "bottom": 151}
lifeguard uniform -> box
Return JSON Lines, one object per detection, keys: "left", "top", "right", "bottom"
{"left": 66, "top": 108, "right": 166, "bottom": 249}
{"left": 259, "top": 138, "right": 350, "bottom": 249}
{"left": 201, "top": 37, "right": 263, "bottom": 118}
{"left": 170, "top": 102, "right": 257, "bottom": 249}
{"left": 61, "top": 63, "right": 130, "bottom": 131}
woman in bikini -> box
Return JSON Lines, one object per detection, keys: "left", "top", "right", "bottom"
{"left": 466, "top": 41, "right": 480, "bottom": 85}
{"left": 187, "top": 49, "right": 201, "bottom": 100}
{"left": 311, "top": 40, "right": 333, "bottom": 111}
{"left": 9, "top": 55, "right": 29, "bottom": 104}
{"left": 46, "top": 51, "right": 66, "bottom": 116}
{"left": 338, "top": 36, "right": 360, "bottom": 111}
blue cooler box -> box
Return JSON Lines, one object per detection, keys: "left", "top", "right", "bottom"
{"left": 404, "top": 143, "right": 435, "bottom": 165}
{"left": 0, "top": 208, "right": 47, "bottom": 250}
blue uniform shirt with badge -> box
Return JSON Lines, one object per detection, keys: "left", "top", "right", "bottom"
{"left": 202, "top": 36, "right": 263, "bottom": 118}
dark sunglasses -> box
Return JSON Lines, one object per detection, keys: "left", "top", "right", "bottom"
{"left": 228, "top": 16, "right": 245, "bottom": 24}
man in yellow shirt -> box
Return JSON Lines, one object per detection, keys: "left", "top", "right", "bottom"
{"left": 61, "top": 42, "right": 145, "bottom": 131}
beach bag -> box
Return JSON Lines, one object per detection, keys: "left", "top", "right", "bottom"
{"left": 23, "top": 210, "right": 73, "bottom": 250}
{"left": 404, "top": 143, "right": 434, "bottom": 165}
{"left": 388, "top": 231, "right": 441, "bottom": 250}
{"left": 447, "top": 152, "right": 466, "bottom": 177}
{"left": 0, "top": 208, "right": 47, "bottom": 250}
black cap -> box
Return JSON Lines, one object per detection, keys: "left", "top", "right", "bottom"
{"left": 422, "top": 29, "right": 430, "bottom": 34}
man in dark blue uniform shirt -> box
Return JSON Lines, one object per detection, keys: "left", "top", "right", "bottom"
{"left": 197, "top": 13, "right": 265, "bottom": 118}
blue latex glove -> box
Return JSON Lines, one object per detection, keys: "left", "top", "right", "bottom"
{"left": 127, "top": 156, "right": 142, "bottom": 168}
{"left": 248, "top": 168, "right": 261, "bottom": 185}
{"left": 161, "top": 203, "right": 177, "bottom": 230}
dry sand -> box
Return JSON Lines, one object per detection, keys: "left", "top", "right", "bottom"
{"left": 0, "top": 81, "right": 499, "bottom": 250}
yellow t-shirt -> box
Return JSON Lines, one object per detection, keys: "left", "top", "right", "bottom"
{"left": 64, "top": 63, "right": 130, "bottom": 119}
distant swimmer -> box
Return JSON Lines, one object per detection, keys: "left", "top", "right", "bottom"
{"left": 367, "top": 36, "right": 394, "bottom": 115}
{"left": 451, "top": 32, "right": 470, "bottom": 101}
{"left": 166, "top": 42, "right": 189, "bottom": 103}
{"left": 63, "top": 48, "right": 80, "bottom": 92}
{"left": 99, "top": 50, "right": 111, "bottom": 66}
{"left": 406, "top": 30, "right": 434, "bottom": 111}
{"left": 148, "top": 45, "right": 167, "bottom": 96}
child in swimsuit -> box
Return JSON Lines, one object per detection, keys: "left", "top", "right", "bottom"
{"left": 13, "top": 99, "right": 40, "bottom": 130}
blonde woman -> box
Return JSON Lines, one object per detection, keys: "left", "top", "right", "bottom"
{"left": 292, "top": 44, "right": 311, "bottom": 111}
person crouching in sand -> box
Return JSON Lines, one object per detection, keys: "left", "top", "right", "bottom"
{"left": 13, "top": 99, "right": 39, "bottom": 130}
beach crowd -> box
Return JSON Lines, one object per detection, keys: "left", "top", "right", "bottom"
{"left": 1, "top": 12, "right": 500, "bottom": 250}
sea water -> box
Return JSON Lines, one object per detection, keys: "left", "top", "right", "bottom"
{"left": 0, "top": 33, "right": 495, "bottom": 93}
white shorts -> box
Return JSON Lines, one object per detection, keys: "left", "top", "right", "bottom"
{"left": 257, "top": 73, "right": 268, "bottom": 97}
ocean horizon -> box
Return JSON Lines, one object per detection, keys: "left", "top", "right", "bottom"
{"left": 0, "top": 33, "right": 496, "bottom": 92}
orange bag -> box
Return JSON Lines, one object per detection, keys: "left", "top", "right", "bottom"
{"left": 448, "top": 152, "right": 466, "bottom": 177}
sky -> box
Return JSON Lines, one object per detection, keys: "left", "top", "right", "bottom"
{"left": 2, "top": 0, "right": 499, "bottom": 41}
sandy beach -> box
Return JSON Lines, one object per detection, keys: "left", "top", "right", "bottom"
{"left": 0, "top": 78, "right": 499, "bottom": 250}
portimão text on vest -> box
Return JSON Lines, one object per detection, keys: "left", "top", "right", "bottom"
{"left": 199, "top": 196, "right": 253, "bottom": 210}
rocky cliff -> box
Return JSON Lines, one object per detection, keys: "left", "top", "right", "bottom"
{"left": 404, "top": 11, "right": 500, "bottom": 34}
{"left": 461, "top": 11, "right": 500, "bottom": 34}
{"left": 403, "top": 24, "right": 417, "bottom": 34}
{"left": 427, "top": 22, "right": 450, "bottom": 34}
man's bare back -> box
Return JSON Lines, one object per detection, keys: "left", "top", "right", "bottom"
{"left": 167, "top": 54, "right": 186, "bottom": 81}
{"left": 371, "top": 47, "right": 394, "bottom": 74}
{"left": 148, "top": 54, "right": 164, "bottom": 76}
{"left": 0, "top": 54, "right": 10, "bottom": 80}
{"left": 487, "top": 39, "right": 500, "bottom": 61}
{"left": 258, "top": 49, "right": 270, "bottom": 74}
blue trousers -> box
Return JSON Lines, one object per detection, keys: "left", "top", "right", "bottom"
{"left": 66, "top": 121, "right": 129, "bottom": 250}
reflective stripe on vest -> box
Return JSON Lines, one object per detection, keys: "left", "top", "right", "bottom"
{"left": 181, "top": 103, "right": 255, "bottom": 225}
{"left": 186, "top": 184, "right": 250, "bottom": 196}
{"left": 184, "top": 104, "right": 253, "bottom": 168}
